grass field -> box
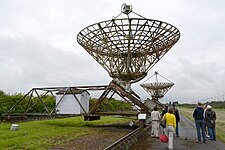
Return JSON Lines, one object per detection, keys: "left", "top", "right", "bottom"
{"left": 179, "top": 107, "right": 225, "bottom": 143}
{"left": 0, "top": 116, "right": 134, "bottom": 150}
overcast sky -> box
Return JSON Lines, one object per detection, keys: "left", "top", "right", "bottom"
{"left": 1, "top": 0, "right": 225, "bottom": 104}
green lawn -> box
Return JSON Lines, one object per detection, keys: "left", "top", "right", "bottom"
{"left": 179, "top": 107, "right": 225, "bottom": 143}
{"left": 0, "top": 116, "right": 134, "bottom": 150}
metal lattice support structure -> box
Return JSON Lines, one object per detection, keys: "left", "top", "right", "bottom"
{"left": 140, "top": 71, "right": 174, "bottom": 101}
{"left": 5, "top": 85, "right": 108, "bottom": 116}
{"left": 89, "top": 81, "right": 149, "bottom": 114}
{"left": 5, "top": 84, "right": 147, "bottom": 119}
{"left": 77, "top": 4, "right": 180, "bottom": 85}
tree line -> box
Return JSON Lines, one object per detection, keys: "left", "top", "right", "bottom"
{"left": 90, "top": 98, "right": 133, "bottom": 112}
{"left": 2, "top": 89, "right": 225, "bottom": 119}
{"left": 0, "top": 90, "right": 55, "bottom": 117}
{"left": 178, "top": 101, "right": 225, "bottom": 109}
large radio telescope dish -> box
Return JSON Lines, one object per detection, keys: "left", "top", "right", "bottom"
{"left": 77, "top": 4, "right": 180, "bottom": 84}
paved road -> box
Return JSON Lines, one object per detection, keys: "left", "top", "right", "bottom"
{"left": 130, "top": 114, "right": 225, "bottom": 150}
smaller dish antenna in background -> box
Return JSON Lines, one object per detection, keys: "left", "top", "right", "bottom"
{"left": 140, "top": 71, "right": 174, "bottom": 101}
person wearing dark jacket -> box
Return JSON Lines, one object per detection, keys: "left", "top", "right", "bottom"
{"left": 193, "top": 102, "right": 206, "bottom": 143}
{"left": 173, "top": 104, "right": 180, "bottom": 137}
{"left": 161, "top": 104, "right": 168, "bottom": 117}
{"left": 205, "top": 105, "right": 216, "bottom": 140}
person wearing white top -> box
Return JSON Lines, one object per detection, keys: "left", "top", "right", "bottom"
{"left": 151, "top": 106, "right": 161, "bottom": 138}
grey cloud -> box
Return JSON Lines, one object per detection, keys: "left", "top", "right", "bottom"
{"left": 1, "top": 0, "right": 225, "bottom": 103}
{"left": 0, "top": 36, "right": 110, "bottom": 93}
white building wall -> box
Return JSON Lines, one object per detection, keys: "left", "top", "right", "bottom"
{"left": 55, "top": 94, "right": 80, "bottom": 114}
{"left": 55, "top": 91, "right": 90, "bottom": 114}
{"left": 80, "top": 91, "right": 90, "bottom": 113}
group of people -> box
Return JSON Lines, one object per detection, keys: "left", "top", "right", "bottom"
{"left": 150, "top": 101, "right": 217, "bottom": 149}
{"left": 193, "top": 102, "right": 217, "bottom": 143}
{"left": 150, "top": 104, "right": 180, "bottom": 138}
{"left": 150, "top": 104, "right": 180, "bottom": 149}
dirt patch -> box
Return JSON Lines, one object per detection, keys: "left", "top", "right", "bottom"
{"left": 50, "top": 124, "right": 137, "bottom": 150}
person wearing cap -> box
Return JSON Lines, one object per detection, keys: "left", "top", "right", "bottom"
{"left": 193, "top": 102, "right": 206, "bottom": 143}
{"left": 205, "top": 105, "right": 217, "bottom": 141}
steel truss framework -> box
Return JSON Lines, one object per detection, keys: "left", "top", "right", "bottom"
{"left": 5, "top": 85, "right": 108, "bottom": 116}
{"left": 5, "top": 82, "right": 149, "bottom": 117}
{"left": 89, "top": 81, "right": 149, "bottom": 114}
{"left": 140, "top": 71, "right": 174, "bottom": 101}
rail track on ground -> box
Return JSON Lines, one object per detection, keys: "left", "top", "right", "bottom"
{"left": 104, "top": 124, "right": 151, "bottom": 150}
{"left": 3, "top": 113, "right": 78, "bottom": 122}
{"left": 4, "top": 112, "right": 138, "bottom": 122}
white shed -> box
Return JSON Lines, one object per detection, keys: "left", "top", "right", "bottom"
{"left": 144, "top": 98, "right": 164, "bottom": 110}
{"left": 55, "top": 90, "right": 90, "bottom": 114}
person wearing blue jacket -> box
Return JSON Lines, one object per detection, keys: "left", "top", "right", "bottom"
{"left": 193, "top": 102, "right": 206, "bottom": 143}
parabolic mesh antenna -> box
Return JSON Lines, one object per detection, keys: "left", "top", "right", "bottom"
{"left": 77, "top": 4, "right": 180, "bottom": 86}
{"left": 140, "top": 71, "right": 174, "bottom": 101}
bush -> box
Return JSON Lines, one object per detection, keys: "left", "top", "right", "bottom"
{"left": 90, "top": 98, "right": 133, "bottom": 112}
{"left": 0, "top": 90, "right": 133, "bottom": 116}
{"left": 0, "top": 90, "right": 55, "bottom": 115}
